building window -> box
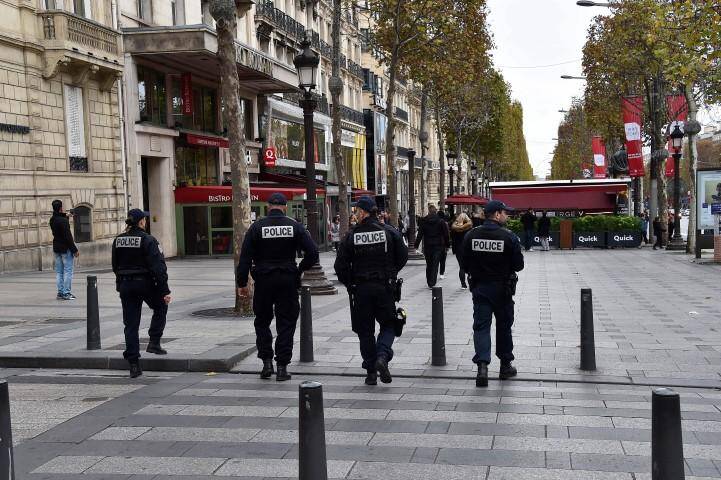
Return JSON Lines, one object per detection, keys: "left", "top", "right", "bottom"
{"left": 201, "top": 0, "right": 213, "bottom": 26}
{"left": 44, "top": 0, "right": 56, "bottom": 9}
{"left": 72, "top": 0, "right": 91, "bottom": 18}
{"left": 138, "top": 66, "right": 167, "bottom": 126}
{"left": 64, "top": 84, "right": 88, "bottom": 172}
{"left": 270, "top": 117, "right": 326, "bottom": 164}
{"left": 72, "top": 206, "right": 92, "bottom": 242}
{"left": 171, "top": 0, "right": 177, "bottom": 24}
{"left": 176, "top": 144, "right": 219, "bottom": 186}
{"left": 171, "top": 77, "right": 218, "bottom": 133}
{"left": 138, "top": 0, "right": 152, "bottom": 21}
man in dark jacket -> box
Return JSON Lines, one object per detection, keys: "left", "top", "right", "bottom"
{"left": 652, "top": 216, "right": 665, "bottom": 250}
{"left": 49, "top": 199, "right": 79, "bottom": 300}
{"left": 414, "top": 204, "right": 450, "bottom": 288}
{"left": 519, "top": 209, "right": 536, "bottom": 251}
{"left": 537, "top": 211, "right": 551, "bottom": 251}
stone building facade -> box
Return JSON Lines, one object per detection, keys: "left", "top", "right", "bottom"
{"left": 0, "top": 0, "right": 126, "bottom": 273}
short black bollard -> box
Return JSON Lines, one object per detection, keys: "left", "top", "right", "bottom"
{"left": 299, "top": 286, "right": 314, "bottom": 362}
{"left": 87, "top": 275, "right": 101, "bottom": 350}
{"left": 299, "top": 381, "right": 327, "bottom": 480}
{"left": 580, "top": 288, "right": 596, "bottom": 371}
{"left": 0, "top": 381, "right": 15, "bottom": 480}
{"left": 652, "top": 388, "right": 685, "bottom": 480}
{"left": 431, "top": 286, "right": 446, "bottom": 366}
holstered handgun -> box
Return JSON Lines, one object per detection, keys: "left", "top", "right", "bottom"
{"left": 389, "top": 277, "right": 403, "bottom": 302}
{"left": 506, "top": 272, "right": 518, "bottom": 297}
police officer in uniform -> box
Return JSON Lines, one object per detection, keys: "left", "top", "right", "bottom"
{"left": 334, "top": 196, "right": 408, "bottom": 385}
{"left": 460, "top": 200, "right": 524, "bottom": 387}
{"left": 236, "top": 193, "right": 319, "bottom": 381}
{"left": 112, "top": 209, "right": 171, "bottom": 378}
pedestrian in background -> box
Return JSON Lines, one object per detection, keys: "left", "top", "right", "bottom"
{"left": 652, "top": 216, "right": 665, "bottom": 250}
{"left": 667, "top": 214, "right": 675, "bottom": 243}
{"left": 237, "top": 193, "right": 319, "bottom": 382}
{"left": 49, "top": 199, "right": 79, "bottom": 300}
{"left": 640, "top": 212, "right": 649, "bottom": 244}
{"left": 461, "top": 200, "right": 524, "bottom": 387}
{"left": 537, "top": 210, "right": 551, "bottom": 251}
{"left": 451, "top": 212, "right": 473, "bottom": 289}
{"left": 334, "top": 196, "right": 408, "bottom": 385}
{"left": 330, "top": 216, "right": 341, "bottom": 251}
{"left": 437, "top": 208, "right": 451, "bottom": 279}
{"left": 415, "top": 204, "right": 450, "bottom": 288}
{"left": 472, "top": 210, "right": 485, "bottom": 228}
{"left": 520, "top": 208, "right": 536, "bottom": 251}
{"left": 112, "top": 209, "right": 171, "bottom": 378}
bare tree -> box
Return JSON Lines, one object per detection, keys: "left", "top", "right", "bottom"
{"left": 330, "top": 0, "right": 349, "bottom": 236}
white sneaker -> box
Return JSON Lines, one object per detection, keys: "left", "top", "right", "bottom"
{"left": 439, "top": 274, "right": 445, "bottom": 279}
{"left": 528, "top": 248, "right": 534, "bottom": 252}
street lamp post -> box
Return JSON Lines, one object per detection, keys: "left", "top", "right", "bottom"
{"left": 667, "top": 123, "right": 685, "bottom": 250}
{"left": 407, "top": 148, "right": 423, "bottom": 260}
{"left": 446, "top": 152, "right": 456, "bottom": 216}
{"left": 294, "top": 38, "right": 336, "bottom": 295}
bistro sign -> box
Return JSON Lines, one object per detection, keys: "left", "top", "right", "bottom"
{"left": 235, "top": 44, "right": 274, "bottom": 77}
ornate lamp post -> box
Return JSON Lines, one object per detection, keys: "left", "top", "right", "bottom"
{"left": 293, "top": 39, "right": 336, "bottom": 294}
{"left": 455, "top": 157, "right": 462, "bottom": 194}
{"left": 407, "top": 148, "right": 423, "bottom": 259}
{"left": 667, "top": 123, "right": 685, "bottom": 250}
{"left": 446, "top": 151, "right": 456, "bottom": 216}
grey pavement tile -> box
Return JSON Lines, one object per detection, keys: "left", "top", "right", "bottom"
{"left": 32, "top": 456, "right": 105, "bottom": 474}
{"left": 138, "top": 426, "right": 261, "bottom": 442}
{"left": 329, "top": 419, "right": 428, "bottom": 433}
{"left": 486, "top": 466, "right": 633, "bottom": 479}
{"left": 215, "top": 458, "right": 354, "bottom": 478}
{"left": 249, "top": 429, "right": 373, "bottom": 445}
{"left": 180, "top": 441, "right": 292, "bottom": 459}
{"left": 570, "top": 453, "right": 649, "bottom": 473}
{"left": 685, "top": 458, "right": 721, "bottom": 477}
{"left": 62, "top": 440, "right": 186, "bottom": 457}
{"left": 448, "top": 421, "right": 546, "bottom": 437}
{"left": 90, "top": 427, "right": 151, "bottom": 441}
{"left": 494, "top": 436, "right": 623, "bottom": 454}
{"left": 436, "top": 447, "right": 545, "bottom": 467}
{"left": 387, "top": 409, "right": 497, "bottom": 423}
{"left": 410, "top": 447, "right": 440, "bottom": 464}
{"left": 114, "top": 414, "right": 233, "bottom": 428}
{"left": 85, "top": 456, "right": 227, "bottom": 475}
{"left": 347, "top": 461, "right": 488, "bottom": 480}
{"left": 497, "top": 413, "right": 614, "bottom": 428}
{"left": 370, "top": 432, "right": 493, "bottom": 449}
{"left": 545, "top": 451, "right": 572, "bottom": 469}
{"left": 568, "top": 426, "right": 651, "bottom": 442}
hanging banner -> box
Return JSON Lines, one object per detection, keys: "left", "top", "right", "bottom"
{"left": 621, "top": 96, "right": 644, "bottom": 178}
{"left": 591, "top": 136, "right": 607, "bottom": 179}
{"left": 665, "top": 95, "right": 688, "bottom": 178}
{"left": 181, "top": 73, "right": 193, "bottom": 115}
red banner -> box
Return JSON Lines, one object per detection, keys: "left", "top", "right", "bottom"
{"left": 621, "top": 96, "right": 644, "bottom": 177}
{"left": 665, "top": 95, "right": 688, "bottom": 178}
{"left": 591, "top": 136, "right": 607, "bottom": 179}
{"left": 181, "top": 73, "right": 193, "bottom": 115}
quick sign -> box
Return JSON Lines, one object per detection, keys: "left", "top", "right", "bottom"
{"left": 264, "top": 147, "right": 277, "bottom": 167}
{"left": 472, "top": 239, "right": 505, "bottom": 252}
{"left": 573, "top": 232, "right": 606, "bottom": 248}
{"left": 262, "top": 226, "right": 294, "bottom": 238}
{"left": 607, "top": 232, "right": 642, "bottom": 248}
{"left": 533, "top": 233, "right": 558, "bottom": 247}
{"left": 354, "top": 231, "right": 386, "bottom": 245}
{"left": 115, "top": 237, "right": 141, "bottom": 248}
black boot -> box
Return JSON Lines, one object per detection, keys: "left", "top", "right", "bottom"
{"left": 365, "top": 370, "right": 377, "bottom": 386}
{"left": 129, "top": 362, "right": 142, "bottom": 379}
{"left": 375, "top": 355, "right": 392, "bottom": 384}
{"left": 476, "top": 362, "right": 488, "bottom": 387}
{"left": 260, "top": 359, "right": 274, "bottom": 379}
{"left": 499, "top": 362, "right": 517, "bottom": 380}
{"left": 276, "top": 364, "right": 291, "bottom": 382}
{"left": 146, "top": 341, "right": 167, "bottom": 355}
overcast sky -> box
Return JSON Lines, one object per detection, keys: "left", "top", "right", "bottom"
{"left": 486, "top": 0, "right": 601, "bottom": 179}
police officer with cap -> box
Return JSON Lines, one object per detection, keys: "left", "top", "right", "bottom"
{"left": 236, "top": 192, "right": 319, "bottom": 381}
{"left": 460, "top": 200, "right": 524, "bottom": 387}
{"left": 334, "top": 196, "right": 408, "bottom": 385}
{"left": 112, "top": 208, "right": 171, "bottom": 378}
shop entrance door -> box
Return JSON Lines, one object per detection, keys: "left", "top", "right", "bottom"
{"left": 183, "top": 206, "right": 209, "bottom": 255}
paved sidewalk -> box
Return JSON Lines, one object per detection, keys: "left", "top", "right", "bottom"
{"left": 16, "top": 372, "right": 721, "bottom": 479}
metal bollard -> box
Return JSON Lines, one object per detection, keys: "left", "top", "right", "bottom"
{"left": 299, "top": 381, "right": 327, "bottom": 480}
{"left": 431, "top": 286, "right": 447, "bottom": 366}
{"left": 87, "top": 276, "right": 101, "bottom": 350}
{"left": 580, "top": 288, "right": 596, "bottom": 371}
{"left": 299, "top": 286, "right": 314, "bottom": 362}
{"left": 652, "top": 388, "right": 685, "bottom": 480}
{"left": 0, "top": 381, "right": 15, "bottom": 480}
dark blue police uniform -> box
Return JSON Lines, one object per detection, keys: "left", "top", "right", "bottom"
{"left": 112, "top": 209, "right": 170, "bottom": 377}
{"left": 236, "top": 193, "right": 318, "bottom": 379}
{"left": 460, "top": 200, "right": 523, "bottom": 386}
{"left": 334, "top": 197, "right": 408, "bottom": 384}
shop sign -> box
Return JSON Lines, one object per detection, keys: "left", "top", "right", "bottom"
{"left": 182, "top": 73, "right": 193, "bottom": 115}
{"left": 607, "top": 231, "right": 642, "bottom": 248}
{"left": 373, "top": 94, "right": 387, "bottom": 110}
{"left": 264, "top": 147, "right": 277, "bottom": 167}
{"left": 208, "top": 194, "right": 231, "bottom": 202}
{"left": 235, "top": 44, "right": 274, "bottom": 77}
{"left": 532, "top": 233, "right": 558, "bottom": 247}
{"left": 187, "top": 133, "right": 229, "bottom": 148}
{"left": 341, "top": 130, "right": 356, "bottom": 148}
{"left": 573, "top": 232, "right": 606, "bottom": 248}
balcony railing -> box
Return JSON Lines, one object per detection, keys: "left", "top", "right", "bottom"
{"left": 394, "top": 107, "right": 409, "bottom": 122}
{"left": 347, "top": 60, "right": 363, "bottom": 79}
{"left": 255, "top": 2, "right": 306, "bottom": 42}
{"left": 339, "top": 105, "right": 364, "bottom": 125}
{"left": 40, "top": 10, "right": 120, "bottom": 56}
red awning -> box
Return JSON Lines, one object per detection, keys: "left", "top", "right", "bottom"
{"left": 174, "top": 185, "right": 324, "bottom": 204}
{"left": 444, "top": 194, "right": 489, "bottom": 205}
{"left": 490, "top": 184, "right": 627, "bottom": 213}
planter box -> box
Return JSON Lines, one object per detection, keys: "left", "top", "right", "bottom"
{"left": 607, "top": 231, "right": 642, "bottom": 248}
{"left": 573, "top": 232, "right": 606, "bottom": 248}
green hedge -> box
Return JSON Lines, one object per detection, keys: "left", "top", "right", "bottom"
{"left": 507, "top": 215, "right": 641, "bottom": 235}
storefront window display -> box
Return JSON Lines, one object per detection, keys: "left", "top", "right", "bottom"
{"left": 138, "top": 65, "right": 167, "bottom": 126}
{"left": 270, "top": 117, "right": 326, "bottom": 164}
{"left": 176, "top": 144, "right": 219, "bottom": 186}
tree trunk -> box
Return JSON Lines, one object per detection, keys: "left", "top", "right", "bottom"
{"left": 330, "top": 0, "right": 348, "bottom": 237}
{"left": 384, "top": 48, "right": 399, "bottom": 220}
{"left": 210, "top": 1, "right": 252, "bottom": 314}
{"left": 435, "top": 102, "right": 445, "bottom": 209}
{"left": 418, "top": 87, "right": 428, "bottom": 216}
{"left": 685, "top": 84, "right": 698, "bottom": 253}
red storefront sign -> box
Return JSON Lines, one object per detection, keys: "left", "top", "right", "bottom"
{"left": 264, "top": 147, "right": 277, "bottom": 167}
{"left": 591, "top": 136, "right": 607, "bottom": 179}
{"left": 665, "top": 95, "right": 688, "bottom": 178}
{"left": 181, "top": 73, "right": 193, "bottom": 115}
{"left": 186, "top": 133, "right": 229, "bottom": 149}
{"left": 174, "top": 185, "right": 324, "bottom": 203}
{"left": 621, "top": 96, "right": 645, "bottom": 178}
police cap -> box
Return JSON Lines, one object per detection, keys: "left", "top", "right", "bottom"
{"left": 127, "top": 208, "right": 150, "bottom": 224}
{"left": 484, "top": 200, "right": 515, "bottom": 216}
{"left": 267, "top": 192, "right": 288, "bottom": 205}
{"left": 352, "top": 195, "right": 376, "bottom": 213}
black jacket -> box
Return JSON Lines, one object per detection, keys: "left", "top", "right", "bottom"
{"left": 235, "top": 209, "right": 319, "bottom": 288}
{"left": 520, "top": 212, "right": 536, "bottom": 230}
{"left": 537, "top": 216, "right": 551, "bottom": 237}
{"left": 49, "top": 212, "right": 78, "bottom": 254}
{"left": 112, "top": 226, "right": 170, "bottom": 295}
{"left": 414, "top": 213, "right": 449, "bottom": 251}
{"left": 461, "top": 220, "right": 524, "bottom": 282}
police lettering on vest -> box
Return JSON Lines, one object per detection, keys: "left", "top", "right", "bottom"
{"left": 472, "top": 239, "right": 504, "bottom": 252}
{"left": 262, "top": 226, "right": 294, "bottom": 239}
{"left": 354, "top": 231, "right": 386, "bottom": 245}
{"left": 116, "top": 237, "right": 141, "bottom": 248}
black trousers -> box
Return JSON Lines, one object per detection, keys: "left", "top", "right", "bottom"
{"left": 253, "top": 270, "right": 300, "bottom": 366}
{"left": 455, "top": 253, "right": 467, "bottom": 287}
{"left": 118, "top": 277, "right": 167, "bottom": 363}
{"left": 351, "top": 281, "right": 396, "bottom": 370}
{"left": 424, "top": 248, "right": 444, "bottom": 287}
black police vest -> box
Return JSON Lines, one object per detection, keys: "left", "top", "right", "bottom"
{"left": 113, "top": 228, "right": 151, "bottom": 275}
{"left": 350, "top": 219, "right": 393, "bottom": 281}
{"left": 465, "top": 224, "right": 515, "bottom": 281}
{"left": 253, "top": 215, "right": 299, "bottom": 268}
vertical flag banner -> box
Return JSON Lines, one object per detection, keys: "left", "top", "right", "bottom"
{"left": 665, "top": 95, "right": 688, "bottom": 178}
{"left": 182, "top": 73, "right": 193, "bottom": 115}
{"left": 621, "top": 96, "right": 644, "bottom": 177}
{"left": 591, "top": 136, "right": 607, "bottom": 179}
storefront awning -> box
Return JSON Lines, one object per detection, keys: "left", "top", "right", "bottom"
{"left": 490, "top": 183, "right": 628, "bottom": 213}
{"left": 174, "top": 185, "right": 324, "bottom": 204}
{"left": 445, "top": 194, "right": 488, "bottom": 206}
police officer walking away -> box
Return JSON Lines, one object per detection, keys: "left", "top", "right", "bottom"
{"left": 236, "top": 193, "right": 319, "bottom": 381}
{"left": 334, "top": 196, "right": 408, "bottom": 385}
{"left": 112, "top": 209, "right": 171, "bottom": 378}
{"left": 461, "top": 200, "right": 524, "bottom": 387}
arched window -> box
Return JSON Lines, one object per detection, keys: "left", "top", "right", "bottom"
{"left": 72, "top": 205, "right": 92, "bottom": 243}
